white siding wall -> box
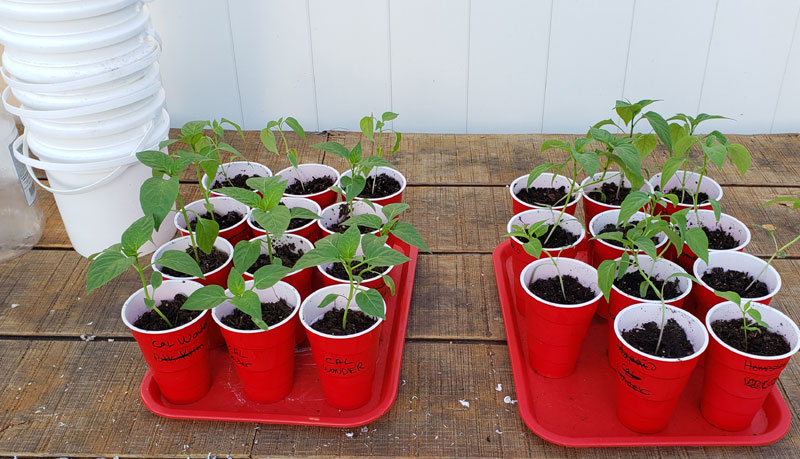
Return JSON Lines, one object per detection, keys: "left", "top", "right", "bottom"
{"left": 149, "top": 0, "right": 800, "bottom": 134}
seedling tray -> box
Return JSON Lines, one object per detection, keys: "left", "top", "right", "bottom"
{"left": 140, "top": 243, "right": 418, "bottom": 427}
{"left": 492, "top": 239, "right": 791, "bottom": 447}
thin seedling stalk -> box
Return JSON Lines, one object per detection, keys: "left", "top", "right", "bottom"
{"left": 135, "top": 257, "right": 172, "bottom": 328}
{"left": 175, "top": 195, "right": 201, "bottom": 263}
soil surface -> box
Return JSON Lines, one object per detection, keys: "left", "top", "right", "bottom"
{"left": 133, "top": 294, "right": 200, "bottom": 331}
{"left": 517, "top": 224, "right": 579, "bottom": 249}
{"left": 220, "top": 298, "right": 294, "bottom": 330}
{"left": 663, "top": 187, "right": 710, "bottom": 205}
{"left": 515, "top": 186, "right": 569, "bottom": 207}
{"left": 529, "top": 274, "right": 596, "bottom": 304}
{"left": 711, "top": 318, "right": 791, "bottom": 356}
{"left": 701, "top": 267, "right": 769, "bottom": 298}
{"left": 702, "top": 226, "right": 739, "bottom": 250}
{"left": 311, "top": 307, "right": 377, "bottom": 336}
{"left": 614, "top": 270, "right": 682, "bottom": 300}
{"left": 160, "top": 247, "right": 228, "bottom": 277}
{"left": 188, "top": 210, "right": 244, "bottom": 231}
{"left": 587, "top": 182, "right": 632, "bottom": 206}
{"left": 597, "top": 221, "right": 658, "bottom": 248}
{"left": 620, "top": 318, "right": 695, "bottom": 358}
{"left": 326, "top": 204, "right": 375, "bottom": 234}
{"left": 358, "top": 173, "right": 402, "bottom": 199}
{"left": 286, "top": 175, "right": 335, "bottom": 195}
{"left": 326, "top": 261, "right": 388, "bottom": 280}
{"left": 247, "top": 242, "right": 304, "bottom": 273}
{"left": 213, "top": 173, "right": 260, "bottom": 191}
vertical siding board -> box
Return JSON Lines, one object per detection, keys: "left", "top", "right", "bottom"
{"left": 772, "top": 7, "right": 800, "bottom": 133}
{"left": 148, "top": 0, "right": 243, "bottom": 127}
{"left": 390, "top": 0, "right": 470, "bottom": 133}
{"left": 467, "top": 0, "right": 552, "bottom": 134}
{"left": 228, "top": 0, "right": 318, "bottom": 131}
{"left": 698, "top": 0, "right": 800, "bottom": 134}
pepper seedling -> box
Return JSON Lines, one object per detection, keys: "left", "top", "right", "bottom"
{"left": 260, "top": 116, "right": 308, "bottom": 190}
{"left": 359, "top": 111, "right": 402, "bottom": 195}
{"left": 85, "top": 216, "right": 204, "bottom": 328}
{"left": 337, "top": 203, "right": 430, "bottom": 253}
{"left": 713, "top": 290, "right": 771, "bottom": 352}
{"left": 741, "top": 196, "right": 800, "bottom": 292}
{"left": 293, "top": 226, "right": 410, "bottom": 329}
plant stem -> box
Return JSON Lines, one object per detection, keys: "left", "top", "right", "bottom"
{"left": 176, "top": 195, "right": 200, "bottom": 263}
{"left": 135, "top": 258, "right": 172, "bottom": 328}
{"left": 745, "top": 232, "right": 800, "bottom": 291}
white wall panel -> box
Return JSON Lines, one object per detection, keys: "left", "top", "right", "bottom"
{"left": 698, "top": 0, "right": 800, "bottom": 134}
{"left": 228, "top": 0, "right": 318, "bottom": 131}
{"left": 542, "top": 0, "right": 635, "bottom": 133}
{"left": 623, "top": 0, "right": 717, "bottom": 125}
{"left": 467, "top": 0, "right": 552, "bottom": 134}
{"left": 772, "top": 8, "right": 800, "bottom": 133}
{"left": 148, "top": 0, "right": 242, "bottom": 126}
{"left": 389, "top": 0, "right": 470, "bottom": 133}
{"left": 309, "top": 0, "right": 392, "bottom": 131}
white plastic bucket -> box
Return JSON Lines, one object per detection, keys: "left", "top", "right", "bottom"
{"left": 11, "top": 113, "right": 174, "bottom": 257}
{"left": 0, "top": 3, "right": 150, "bottom": 53}
{"left": 0, "top": 0, "right": 142, "bottom": 22}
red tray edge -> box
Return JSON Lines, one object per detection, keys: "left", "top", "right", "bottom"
{"left": 139, "top": 243, "right": 419, "bottom": 427}
{"left": 491, "top": 239, "right": 792, "bottom": 447}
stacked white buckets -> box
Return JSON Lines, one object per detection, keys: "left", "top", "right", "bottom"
{"left": 0, "top": 0, "right": 174, "bottom": 257}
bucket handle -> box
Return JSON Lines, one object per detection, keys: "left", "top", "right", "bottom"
{"left": 0, "top": 38, "right": 160, "bottom": 93}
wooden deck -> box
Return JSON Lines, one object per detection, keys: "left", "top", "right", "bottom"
{"left": 1, "top": 131, "right": 799, "bottom": 458}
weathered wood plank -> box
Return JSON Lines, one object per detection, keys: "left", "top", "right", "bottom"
{"left": 1, "top": 340, "right": 798, "bottom": 458}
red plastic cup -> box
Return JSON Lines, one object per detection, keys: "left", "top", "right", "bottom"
{"left": 202, "top": 161, "right": 272, "bottom": 198}
{"left": 318, "top": 201, "right": 386, "bottom": 239}
{"left": 212, "top": 280, "right": 301, "bottom": 403}
{"left": 675, "top": 210, "right": 751, "bottom": 273}
{"left": 612, "top": 303, "right": 709, "bottom": 433}
{"left": 580, "top": 171, "right": 654, "bottom": 230}
{"left": 340, "top": 166, "right": 406, "bottom": 205}
{"left": 300, "top": 284, "right": 385, "bottom": 410}
{"left": 276, "top": 164, "right": 340, "bottom": 209}
{"left": 174, "top": 197, "right": 251, "bottom": 246}
{"left": 317, "top": 243, "right": 395, "bottom": 297}
{"left": 121, "top": 279, "right": 211, "bottom": 404}
{"left": 244, "top": 234, "right": 315, "bottom": 345}
{"left": 152, "top": 236, "right": 234, "bottom": 349}
{"left": 648, "top": 171, "right": 722, "bottom": 216}
{"left": 607, "top": 255, "right": 692, "bottom": 319}
{"left": 701, "top": 301, "right": 800, "bottom": 431}
{"left": 692, "top": 251, "right": 781, "bottom": 322}
{"left": 509, "top": 172, "right": 581, "bottom": 216}
{"left": 519, "top": 258, "right": 601, "bottom": 378}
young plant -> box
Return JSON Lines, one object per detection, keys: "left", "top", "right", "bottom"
{"left": 359, "top": 111, "right": 402, "bottom": 195}
{"left": 293, "top": 226, "right": 410, "bottom": 329}
{"left": 338, "top": 203, "right": 430, "bottom": 253}
{"left": 504, "top": 221, "right": 573, "bottom": 301}
{"left": 743, "top": 196, "right": 800, "bottom": 291}
{"left": 260, "top": 116, "right": 307, "bottom": 189}
{"left": 85, "top": 216, "right": 204, "bottom": 328}
{"left": 713, "top": 290, "right": 770, "bottom": 352}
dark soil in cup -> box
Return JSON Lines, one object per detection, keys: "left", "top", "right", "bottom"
{"left": 517, "top": 224, "right": 579, "bottom": 249}
{"left": 702, "top": 226, "right": 739, "bottom": 250}
{"left": 285, "top": 175, "right": 335, "bottom": 195}
{"left": 358, "top": 173, "right": 402, "bottom": 199}
{"left": 614, "top": 270, "right": 682, "bottom": 300}
{"left": 664, "top": 187, "right": 710, "bottom": 205}
{"left": 515, "top": 186, "right": 569, "bottom": 207}
{"left": 247, "top": 242, "right": 304, "bottom": 272}
{"left": 220, "top": 298, "right": 294, "bottom": 330}
{"left": 621, "top": 318, "right": 695, "bottom": 358}
{"left": 587, "top": 182, "right": 632, "bottom": 206}
{"left": 711, "top": 318, "right": 791, "bottom": 356}
{"left": 133, "top": 294, "right": 200, "bottom": 331}
{"left": 597, "top": 221, "right": 658, "bottom": 248}
{"left": 327, "top": 204, "right": 375, "bottom": 234}
{"left": 529, "top": 274, "right": 596, "bottom": 304}
{"left": 311, "top": 307, "right": 377, "bottom": 336}
{"left": 188, "top": 210, "right": 244, "bottom": 231}
{"left": 701, "top": 267, "right": 769, "bottom": 298}
{"left": 326, "top": 261, "right": 388, "bottom": 281}
{"left": 213, "top": 173, "right": 260, "bottom": 191}
{"left": 160, "top": 247, "right": 228, "bottom": 277}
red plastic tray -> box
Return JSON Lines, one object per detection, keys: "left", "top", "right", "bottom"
{"left": 492, "top": 239, "right": 792, "bottom": 447}
{"left": 140, "top": 243, "right": 418, "bottom": 427}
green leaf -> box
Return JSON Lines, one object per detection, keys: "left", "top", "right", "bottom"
{"left": 592, "top": 119, "right": 616, "bottom": 129}
{"left": 285, "top": 116, "right": 306, "bottom": 140}
{"left": 522, "top": 238, "right": 543, "bottom": 258}
{"left": 618, "top": 191, "right": 650, "bottom": 223}
{"left": 392, "top": 132, "right": 402, "bottom": 153}
{"left": 312, "top": 141, "right": 350, "bottom": 158}
{"left": 673, "top": 135, "right": 698, "bottom": 158}
{"left": 232, "top": 290, "right": 269, "bottom": 330}
{"left": 612, "top": 143, "right": 641, "bottom": 175}
{"left": 86, "top": 251, "right": 134, "bottom": 294}
{"left": 685, "top": 226, "right": 709, "bottom": 264}
{"left": 181, "top": 285, "right": 229, "bottom": 311}
{"left": 194, "top": 218, "right": 219, "bottom": 255}
{"left": 660, "top": 157, "right": 685, "bottom": 190}
{"left": 382, "top": 112, "right": 399, "bottom": 121}
{"left": 639, "top": 280, "right": 650, "bottom": 299}
{"left": 260, "top": 128, "right": 278, "bottom": 154}
{"left": 233, "top": 240, "right": 262, "bottom": 273}
{"left": 293, "top": 242, "right": 341, "bottom": 270}
{"left": 252, "top": 206, "right": 291, "bottom": 238}
{"left": 390, "top": 221, "right": 430, "bottom": 252}
{"left": 643, "top": 111, "right": 672, "bottom": 153}
{"left": 343, "top": 213, "right": 383, "bottom": 231}
{"left": 348, "top": 142, "right": 363, "bottom": 165}
{"left": 633, "top": 134, "right": 657, "bottom": 158}
{"left": 214, "top": 187, "right": 261, "bottom": 208}
{"left": 381, "top": 203, "right": 409, "bottom": 222}
{"left": 157, "top": 250, "right": 204, "bottom": 278}
{"left": 121, "top": 216, "right": 154, "bottom": 256}
{"left": 356, "top": 289, "right": 385, "bottom": 319}
{"left": 360, "top": 116, "right": 374, "bottom": 141}
{"left": 365, "top": 244, "right": 410, "bottom": 267}
{"left": 136, "top": 150, "right": 173, "bottom": 173}
{"left": 140, "top": 176, "right": 179, "bottom": 231}
{"left": 247, "top": 176, "right": 286, "bottom": 207}
{"left": 217, "top": 142, "right": 246, "bottom": 161}
{"left": 702, "top": 143, "right": 728, "bottom": 170}
{"left": 181, "top": 120, "right": 208, "bottom": 137}
{"left": 359, "top": 155, "right": 396, "bottom": 170}
{"left": 289, "top": 206, "right": 320, "bottom": 220}
{"left": 526, "top": 162, "right": 556, "bottom": 187}
{"left": 709, "top": 199, "right": 722, "bottom": 221}
{"left": 227, "top": 267, "right": 246, "bottom": 296}
{"left": 589, "top": 128, "right": 615, "bottom": 145}
{"left": 575, "top": 151, "right": 601, "bottom": 176}
{"left": 714, "top": 290, "right": 742, "bottom": 305}
{"left": 727, "top": 143, "right": 751, "bottom": 177}
{"left": 253, "top": 263, "right": 293, "bottom": 289}
{"left": 337, "top": 225, "right": 362, "bottom": 260}
{"left": 344, "top": 174, "right": 367, "bottom": 203}
{"left": 597, "top": 259, "right": 617, "bottom": 302}
{"left": 149, "top": 271, "right": 162, "bottom": 292}
{"left": 381, "top": 273, "right": 396, "bottom": 295}
{"left": 540, "top": 140, "right": 568, "bottom": 152}
{"left": 318, "top": 293, "right": 340, "bottom": 309}
{"left": 761, "top": 196, "right": 800, "bottom": 210}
